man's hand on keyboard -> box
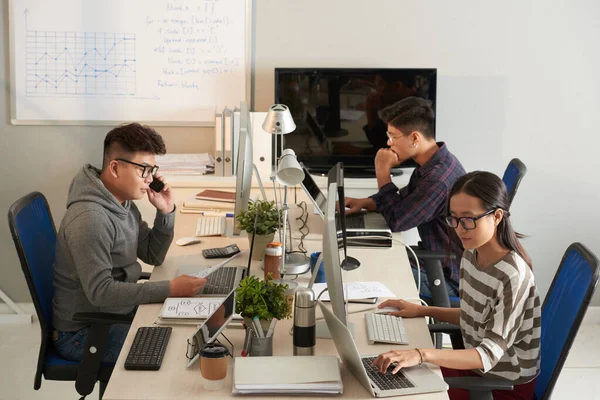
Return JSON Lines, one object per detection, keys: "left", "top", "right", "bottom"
{"left": 169, "top": 275, "right": 207, "bottom": 297}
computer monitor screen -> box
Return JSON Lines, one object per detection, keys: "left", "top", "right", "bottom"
{"left": 275, "top": 68, "right": 437, "bottom": 177}
{"left": 233, "top": 101, "right": 253, "bottom": 235}
{"left": 300, "top": 162, "right": 326, "bottom": 218}
{"left": 322, "top": 181, "right": 347, "bottom": 327}
{"left": 186, "top": 290, "right": 235, "bottom": 367}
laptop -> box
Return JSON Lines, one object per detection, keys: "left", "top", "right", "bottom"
{"left": 299, "top": 163, "right": 392, "bottom": 247}
{"left": 319, "top": 302, "right": 448, "bottom": 397}
{"left": 177, "top": 254, "right": 246, "bottom": 296}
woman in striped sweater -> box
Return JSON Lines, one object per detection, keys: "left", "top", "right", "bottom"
{"left": 372, "top": 171, "right": 541, "bottom": 400}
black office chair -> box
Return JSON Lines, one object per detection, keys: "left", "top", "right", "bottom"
{"left": 8, "top": 192, "right": 141, "bottom": 399}
{"left": 429, "top": 242, "right": 600, "bottom": 400}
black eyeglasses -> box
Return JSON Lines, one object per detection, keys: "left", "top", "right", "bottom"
{"left": 115, "top": 158, "right": 159, "bottom": 178}
{"left": 444, "top": 209, "right": 496, "bottom": 230}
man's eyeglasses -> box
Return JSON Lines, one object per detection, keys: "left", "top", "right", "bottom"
{"left": 115, "top": 158, "right": 159, "bottom": 178}
{"left": 386, "top": 131, "right": 408, "bottom": 144}
{"left": 444, "top": 209, "right": 496, "bottom": 230}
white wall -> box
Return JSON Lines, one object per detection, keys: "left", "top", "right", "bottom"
{"left": 253, "top": 0, "right": 600, "bottom": 303}
{"left": 2, "top": 0, "right": 599, "bottom": 304}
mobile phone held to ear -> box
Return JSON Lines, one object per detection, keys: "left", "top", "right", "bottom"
{"left": 149, "top": 179, "right": 165, "bottom": 193}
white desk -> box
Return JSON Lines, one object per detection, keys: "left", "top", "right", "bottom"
{"left": 103, "top": 200, "right": 447, "bottom": 400}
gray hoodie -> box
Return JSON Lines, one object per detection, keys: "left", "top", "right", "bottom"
{"left": 52, "top": 165, "right": 173, "bottom": 331}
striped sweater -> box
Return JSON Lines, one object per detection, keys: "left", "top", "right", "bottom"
{"left": 459, "top": 249, "right": 541, "bottom": 383}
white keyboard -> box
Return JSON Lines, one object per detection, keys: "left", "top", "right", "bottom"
{"left": 365, "top": 312, "right": 409, "bottom": 345}
{"left": 195, "top": 216, "right": 226, "bottom": 237}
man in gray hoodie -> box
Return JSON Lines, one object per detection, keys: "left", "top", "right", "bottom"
{"left": 52, "top": 123, "right": 207, "bottom": 363}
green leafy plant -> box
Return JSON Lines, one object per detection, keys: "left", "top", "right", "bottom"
{"left": 235, "top": 200, "right": 282, "bottom": 235}
{"left": 235, "top": 275, "right": 292, "bottom": 320}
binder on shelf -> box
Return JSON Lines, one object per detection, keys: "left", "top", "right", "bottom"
{"left": 214, "top": 108, "right": 234, "bottom": 177}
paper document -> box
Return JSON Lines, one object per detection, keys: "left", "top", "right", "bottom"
{"left": 186, "top": 250, "right": 247, "bottom": 279}
{"left": 312, "top": 281, "right": 396, "bottom": 301}
{"left": 156, "top": 153, "right": 215, "bottom": 175}
{"left": 234, "top": 356, "right": 342, "bottom": 394}
{"left": 160, "top": 297, "right": 223, "bottom": 319}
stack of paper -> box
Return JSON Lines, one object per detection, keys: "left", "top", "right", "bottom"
{"left": 312, "top": 281, "right": 396, "bottom": 301}
{"left": 156, "top": 153, "right": 215, "bottom": 175}
{"left": 233, "top": 356, "right": 343, "bottom": 395}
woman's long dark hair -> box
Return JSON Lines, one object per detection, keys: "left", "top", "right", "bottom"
{"left": 448, "top": 171, "right": 532, "bottom": 269}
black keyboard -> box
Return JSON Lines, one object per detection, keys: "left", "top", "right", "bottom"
{"left": 336, "top": 213, "right": 366, "bottom": 230}
{"left": 361, "top": 357, "right": 415, "bottom": 390}
{"left": 201, "top": 266, "right": 238, "bottom": 295}
{"left": 124, "top": 327, "right": 172, "bottom": 370}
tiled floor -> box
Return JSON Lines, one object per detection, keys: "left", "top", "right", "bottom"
{"left": 1, "top": 307, "right": 599, "bottom": 400}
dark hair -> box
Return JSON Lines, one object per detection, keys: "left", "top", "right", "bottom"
{"left": 102, "top": 123, "right": 166, "bottom": 169}
{"left": 449, "top": 171, "right": 532, "bottom": 269}
{"left": 379, "top": 96, "right": 435, "bottom": 139}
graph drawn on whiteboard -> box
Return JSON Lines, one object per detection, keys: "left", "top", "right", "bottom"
{"left": 25, "top": 12, "right": 136, "bottom": 97}
{"left": 159, "top": 297, "right": 225, "bottom": 319}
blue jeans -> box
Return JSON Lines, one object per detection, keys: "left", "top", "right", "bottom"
{"left": 412, "top": 266, "right": 460, "bottom": 300}
{"left": 53, "top": 323, "right": 132, "bottom": 364}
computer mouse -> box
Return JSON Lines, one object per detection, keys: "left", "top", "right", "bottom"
{"left": 175, "top": 237, "right": 203, "bottom": 246}
{"left": 374, "top": 307, "right": 400, "bottom": 315}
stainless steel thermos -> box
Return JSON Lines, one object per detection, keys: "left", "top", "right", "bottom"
{"left": 293, "top": 287, "right": 316, "bottom": 356}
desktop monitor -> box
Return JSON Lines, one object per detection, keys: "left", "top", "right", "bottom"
{"left": 233, "top": 101, "right": 253, "bottom": 235}
{"left": 275, "top": 68, "right": 437, "bottom": 177}
{"left": 322, "top": 181, "right": 348, "bottom": 328}
{"left": 186, "top": 289, "right": 235, "bottom": 367}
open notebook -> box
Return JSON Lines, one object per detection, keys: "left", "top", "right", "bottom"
{"left": 234, "top": 356, "right": 343, "bottom": 395}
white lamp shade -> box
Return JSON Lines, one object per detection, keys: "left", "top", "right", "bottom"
{"left": 277, "top": 149, "right": 304, "bottom": 186}
{"left": 262, "top": 104, "right": 296, "bottom": 134}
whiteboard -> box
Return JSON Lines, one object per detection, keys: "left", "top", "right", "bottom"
{"left": 9, "top": 0, "right": 250, "bottom": 125}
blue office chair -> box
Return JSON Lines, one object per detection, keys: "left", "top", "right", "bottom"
{"left": 8, "top": 192, "right": 136, "bottom": 400}
{"left": 502, "top": 158, "right": 527, "bottom": 207}
{"left": 429, "top": 242, "right": 600, "bottom": 400}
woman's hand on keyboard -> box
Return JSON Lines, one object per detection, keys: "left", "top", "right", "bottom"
{"left": 372, "top": 349, "right": 422, "bottom": 374}
{"left": 169, "top": 275, "right": 207, "bottom": 297}
{"left": 378, "top": 299, "right": 424, "bottom": 318}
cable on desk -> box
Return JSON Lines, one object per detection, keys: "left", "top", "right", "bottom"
{"left": 294, "top": 201, "right": 309, "bottom": 255}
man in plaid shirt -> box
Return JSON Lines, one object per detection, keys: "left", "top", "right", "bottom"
{"left": 345, "top": 97, "right": 465, "bottom": 297}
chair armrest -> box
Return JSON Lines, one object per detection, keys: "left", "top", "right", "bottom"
{"left": 445, "top": 377, "right": 514, "bottom": 391}
{"left": 428, "top": 323, "right": 461, "bottom": 334}
{"left": 139, "top": 272, "right": 151, "bottom": 280}
{"left": 73, "top": 312, "right": 134, "bottom": 325}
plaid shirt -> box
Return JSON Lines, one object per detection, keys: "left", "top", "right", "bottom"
{"left": 370, "top": 142, "right": 466, "bottom": 284}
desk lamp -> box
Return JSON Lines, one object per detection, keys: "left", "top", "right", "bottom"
{"left": 262, "top": 104, "right": 310, "bottom": 275}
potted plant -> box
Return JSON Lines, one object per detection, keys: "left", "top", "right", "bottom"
{"left": 235, "top": 200, "right": 282, "bottom": 260}
{"left": 235, "top": 275, "right": 292, "bottom": 332}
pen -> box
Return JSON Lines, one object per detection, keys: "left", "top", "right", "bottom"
{"left": 241, "top": 327, "right": 253, "bottom": 357}
{"left": 252, "top": 316, "right": 264, "bottom": 338}
{"left": 200, "top": 211, "right": 234, "bottom": 218}
{"left": 265, "top": 318, "right": 277, "bottom": 338}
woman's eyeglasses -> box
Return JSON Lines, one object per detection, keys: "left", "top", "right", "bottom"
{"left": 444, "top": 209, "right": 496, "bottom": 230}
